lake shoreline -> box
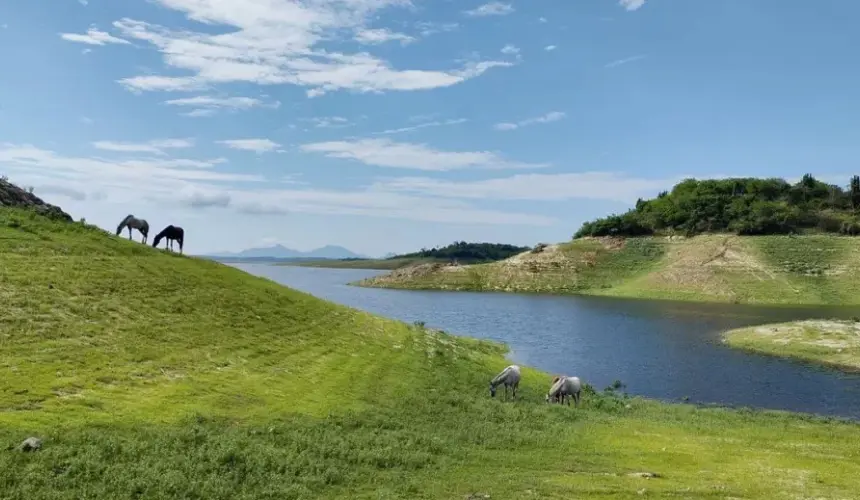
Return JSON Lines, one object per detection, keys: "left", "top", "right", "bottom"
{"left": 239, "top": 263, "right": 860, "bottom": 420}
{"left": 354, "top": 235, "right": 860, "bottom": 307}
{"left": 244, "top": 264, "right": 860, "bottom": 422}
{"left": 723, "top": 320, "right": 860, "bottom": 374}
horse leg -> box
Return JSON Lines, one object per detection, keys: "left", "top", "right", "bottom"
{"left": 127, "top": 227, "right": 132, "bottom": 240}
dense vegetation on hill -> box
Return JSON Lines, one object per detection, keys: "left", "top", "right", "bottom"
{"left": 575, "top": 175, "right": 860, "bottom": 238}
{"left": 393, "top": 241, "right": 531, "bottom": 263}
{"left": 288, "top": 242, "right": 532, "bottom": 270}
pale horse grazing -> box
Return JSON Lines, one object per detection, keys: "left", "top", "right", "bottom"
{"left": 116, "top": 215, "right": 149, "bottom": 244}
{"left": 545, "top": 376, "right": 582, "bottom": 407}
{"left": 489, "top": 365, "right": 521, "bottom": 401}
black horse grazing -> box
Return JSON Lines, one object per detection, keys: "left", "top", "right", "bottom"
{"left": 152, "top": 225, "right": 184, "bottom": 254}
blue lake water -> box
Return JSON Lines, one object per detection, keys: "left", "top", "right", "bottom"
{"left": 234, "top": 263, "right": 860, "bottom": 420}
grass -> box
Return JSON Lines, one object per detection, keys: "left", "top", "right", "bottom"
{"left": 3, "top": 208, "right": 860, "bottom": 498}
{"left": 358, "top": 234, "right": 860, "bottom": 306}
{"left": 724, "top": 319, "right": 860, "bottom": 372}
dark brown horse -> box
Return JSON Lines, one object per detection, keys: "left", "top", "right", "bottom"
{"left": 152, "top": 225, "right": 184, "bottom": 254}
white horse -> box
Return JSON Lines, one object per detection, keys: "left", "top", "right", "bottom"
{"left": 489, "top": 365, "right": 521, "bottom": 401}
{"left": 546, "top": 376, "right": 582, "bottom": 407}
{"left": 116, "top": 214, "right": 149, "bottom": 243}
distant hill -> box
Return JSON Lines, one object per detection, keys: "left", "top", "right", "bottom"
{"left": 205, "top": 244, "right": 367, "bottom": 260}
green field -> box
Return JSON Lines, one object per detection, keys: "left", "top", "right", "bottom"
{"left": 3, "top": 208, "right": 860, "bottom": 499}
{"left": 724, "top": 320, "right": 860, "bottom": 372}
{"left": 358, "top": 234, "right": 860, "bottom": 306}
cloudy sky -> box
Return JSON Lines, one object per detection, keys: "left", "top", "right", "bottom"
{"left": 1, "top": 1, "right": 858, "bottom": 256}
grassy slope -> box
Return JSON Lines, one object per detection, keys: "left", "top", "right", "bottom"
{"left": 724, "top": 320, "right": 860, "bottom": 372}
{"left": 2, "top": 210, "right": 860, "bottom": 499}
{"left": 358, "top": 234, "right": 860, "bottom": 305}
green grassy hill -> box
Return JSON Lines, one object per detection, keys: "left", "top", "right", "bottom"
{"left": 357, "top": 234, "right": 860, "bottom": 305}
{"left": 3, "top": 208, "right": 860, "bottom": 498}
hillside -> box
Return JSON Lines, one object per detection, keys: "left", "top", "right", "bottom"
{"left": 576, "top": 175, "right": 860, "bottom": 238}
{"left": 206, "top": 243, "right": 366, "bottom": 260}
{"left": 287, "top": 256, "right": 435, "bottom": 270}
{"left": 3, "top": 207, "right": 860, "bottom": 498}
{"left": 358, "top": 234, "right": 860, "bottom": 305}
{"left": 287, "top": 241, "right": 532, "bottom": 270}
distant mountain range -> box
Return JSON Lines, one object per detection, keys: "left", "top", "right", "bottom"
{"left": 204, "top": 244, "right": 369, "bottom": 261}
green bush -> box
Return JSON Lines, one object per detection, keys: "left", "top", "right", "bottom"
{"left": 575, "top": 175, "right": 860, "bottom": 238}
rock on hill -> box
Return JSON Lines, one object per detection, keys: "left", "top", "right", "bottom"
{"left": 0, "top": 178, "right": 73, "bottom": 222}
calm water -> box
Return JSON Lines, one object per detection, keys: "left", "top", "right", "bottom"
{"left": 234, "top": 264, "right": 860, "bottom": 419}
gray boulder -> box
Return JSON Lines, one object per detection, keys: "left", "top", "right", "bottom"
{"left": 0, "top": 178, "right": 73, "bottom": 222}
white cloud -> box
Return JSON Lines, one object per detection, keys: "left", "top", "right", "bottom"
{"left": 0, "top": 144, "right": 260, "bottom": 193}
{"left": 1, "top": 143, "right": 553, "bottom": 226}
{"left": 355, "top": 28, "right": 415, "bottom": 45}
{"left": 301, "top": 138, "right": 547, "bottom": 171}
{"left": 464, "top": 2, "right": 515, "bottom": 17}
{"left": 604, "top": 54, "right": 647, "bottom": 69}
{"left": 415, "top": 21, "right": 459, "bottom": 37}
{"left": 217, "top": 139, "right": 282, "bottom": 153}
{"left": 493, "top": 111, "right": 566, "bottom": 131}
{"left": 183, "top": 109, "right": 218, "bottom": 118}
{"left": 309, "top": 116, "right": 351, "bottom": 128}
{"left": 119, "top": 75, "right": 204, "bottom": 93}
{"left": 538, "top": 17, "right": 548, "bottom": 23}
{"left": 500, "top": 44, "right": 520, "bottom": 56}
{"left": 92, "top": 138, "right": 194, "bottom": 155}
{"left": 376, "top": 118, "right": 467, "bottom": 135}
{"left": 79, "top": 0, "right": 89, "bottom": 5}
{"left": 619, "top": 0, "right": 646, "bottom": 11}
{"left": 544, "top": 45, "right": 557, "bottom": 52}
{"left": 35, "top": 185, "right": 89, "bottom": 201}
{"left": 181, "top": 187, "right": 232, "bottom": 208}
{"left": 60, "top": 27, "right": 130, "bottom": 46}
{"left": 372, "top": 171, "right": 676, "bottom": 203}
{"left": 80, "top": 116, "right": 94, "bottom": 125}
{"left": 107, "top": 2, "right": 510, "bottom": 98}
{"left": 164, "top": 95, "right": 279, "bottom": 116}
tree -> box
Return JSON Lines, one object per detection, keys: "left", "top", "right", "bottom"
{"left": 573, "top": 176, "right": 860, "bottom": 239}
{"left": 850, "top": 175, "right": 860, "bottom": 209}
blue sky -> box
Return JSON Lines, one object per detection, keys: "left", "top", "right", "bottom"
{"left": 1, "top": 0, "right": 859, "bottom": 256}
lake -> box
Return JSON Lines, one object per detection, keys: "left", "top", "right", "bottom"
{"left": 234, "top": 264, "right": 860, "bottom": 420}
